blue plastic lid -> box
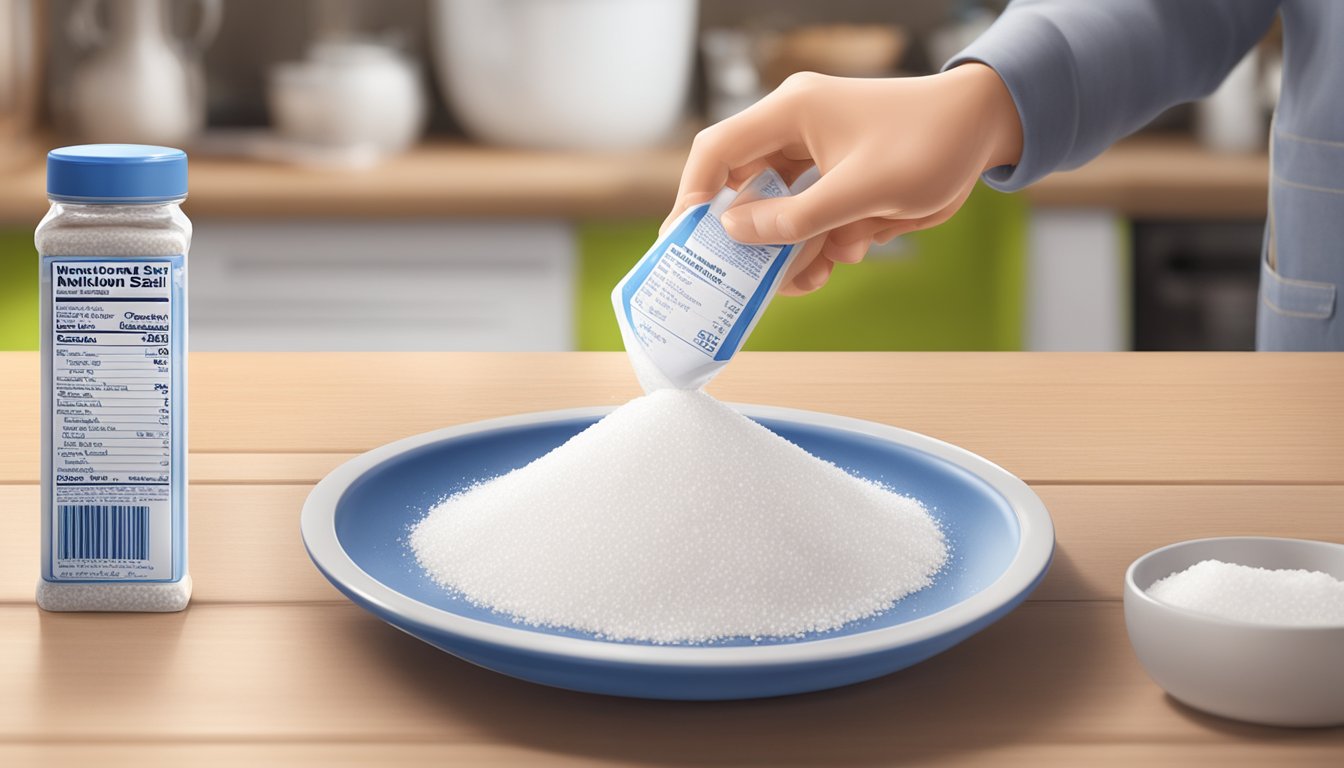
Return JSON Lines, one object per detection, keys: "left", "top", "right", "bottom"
{"left": 47, "top": 144, "right": 188, "bottom": 204}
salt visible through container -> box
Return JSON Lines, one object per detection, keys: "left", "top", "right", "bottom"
{"left": 1146, "top": 559, "right": 1344, "bottom": 627}
{"left": 36, "top": 146, "right": 192, "bottom": 613}
{"left": 410, "top": 389, "right": 948, "bottom": 644}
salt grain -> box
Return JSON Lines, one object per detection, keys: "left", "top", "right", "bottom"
{"left": 1147, "top": 559, "right": 1344, "bottom": 626}
{"left": 411, "top": 389, "right": 948, "bottom": 643}
{"left": 36, "top": 203, "right": 190, "bottom": 257}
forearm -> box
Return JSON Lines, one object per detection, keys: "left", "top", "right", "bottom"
{"left": 948, "top": 0, "right": 1280, "bottom": 190}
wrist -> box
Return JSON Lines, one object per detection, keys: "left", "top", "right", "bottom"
{"left": 946, "top": 62, "right": 1024, "bottom": 171}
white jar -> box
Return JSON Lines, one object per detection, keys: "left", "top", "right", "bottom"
{"left": 35, "top": 144, "right": 192, "bottom": 612}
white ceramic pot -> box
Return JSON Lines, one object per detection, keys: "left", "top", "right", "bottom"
{"left": 432, "top": 0, "right": 697, "bottom": 150}
{"left": 269, "top": 41, "right": 427, "bottom": 156}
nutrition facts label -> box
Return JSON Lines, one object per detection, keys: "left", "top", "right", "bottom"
{"left": 629, "top": 213, "right": 788, "bottom": 360}
{"left": 49, "top": 259, "right": 176, "bottom": 579}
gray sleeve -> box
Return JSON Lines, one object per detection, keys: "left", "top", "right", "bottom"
{"left": 947, "top": 0, "right": 1280, "bottom": 191}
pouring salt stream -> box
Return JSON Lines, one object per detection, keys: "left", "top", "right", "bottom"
{"left": 410, "top": 170, "right": 948, "bottom": 643}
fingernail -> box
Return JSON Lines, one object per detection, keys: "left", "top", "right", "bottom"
{"left": 721, "top": 210, "right": 751, "bottom": 239}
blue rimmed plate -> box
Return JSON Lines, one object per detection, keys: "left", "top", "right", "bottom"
{"left": 301, "top": 404, "right": 1053, "bottom": 700}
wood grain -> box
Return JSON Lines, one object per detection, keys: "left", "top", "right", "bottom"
{"left": 1, "top": 484, "right": 1339, "bottom": 605}
{"left": 1, "top": 743, "right": 1339, "bottom": 768}
{"left": 4, "top": 352, "right": 1341, "bottom": 484}
{"left": 1, "top": 603, "right": 1340, "bottom": 762}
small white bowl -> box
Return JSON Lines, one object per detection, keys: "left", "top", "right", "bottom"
{"left": 1124, "top": 537, "right": 1344, "bottom": 727}
{"left": 268, "top": 41, "right": 426, "bottom": 156}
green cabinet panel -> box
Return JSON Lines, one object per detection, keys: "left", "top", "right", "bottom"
{"left": 0, "top": 230, "right": 37, "bottom": 351}
{"left": 577, "top": 183, "right": 1028, "bottom": 351}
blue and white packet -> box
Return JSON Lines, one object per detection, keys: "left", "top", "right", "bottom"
{"left": 613, "top": 167, "right": 819, "bottom": 391}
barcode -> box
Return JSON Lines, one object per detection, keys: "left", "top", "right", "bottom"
{"left": 58, "top": 504, "right": 150, "bottom": 561}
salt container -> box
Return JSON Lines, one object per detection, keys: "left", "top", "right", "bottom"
{"left": 35, "top": 145, "right": 192, "bottom": 611}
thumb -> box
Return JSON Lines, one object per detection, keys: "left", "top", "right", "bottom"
{"left": 719, "top": 164, "right": 868, "bottom": 244}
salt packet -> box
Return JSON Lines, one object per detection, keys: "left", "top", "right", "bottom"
{"left": 612, "top": 167, "right": 819, "bottom": 391}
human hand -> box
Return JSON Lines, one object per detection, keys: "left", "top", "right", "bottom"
{"left": 663, "top": 64, "right": 1022, "bottom": 295}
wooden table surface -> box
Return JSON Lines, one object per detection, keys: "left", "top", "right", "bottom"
{"left": 2, "top": 352, "right": 1341, "bottom": 766}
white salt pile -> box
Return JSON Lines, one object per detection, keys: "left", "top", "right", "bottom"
{"left": 1147, "top": 559, "right": 1344, "bottom": 627}
{"left": 411, "top": 389, "right": 947, "bottom": 643}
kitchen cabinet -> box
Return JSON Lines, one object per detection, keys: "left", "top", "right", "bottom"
{"left": 1, "top": 219, "right": 577, "bottom": 352}
{"left": 3, "top": 192, "right": 1026, "bottom": 353}
{"left": 1027, "top": 213, "right": 1269, "bottom": 352}
{"left": 1026, "top": 209, "right": 1130, "bottom": 351}
{"left": 190, "top": 182, "right": 1025, "bottom": 352}
{"left": 0, "top": 230, "right": 35, "bottom": 350}
{"left": 1022, "top": 136, "right": 1269, "bottom": 351}
{"left": 188, "top": 219, "right": 574, "bottom": 351}
{"left": 1131, "top": 219, "right": 1265, "bottom": 350}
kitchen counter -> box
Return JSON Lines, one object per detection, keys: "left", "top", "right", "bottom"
{"left": 1023, "top": 135, "right": 1269, "bottom": 218}
{"left": 0, "top": 136, "right": 1267, "bottom": 223}
{"left": 2, "top": 352, "right": 1340, "bottom": 765}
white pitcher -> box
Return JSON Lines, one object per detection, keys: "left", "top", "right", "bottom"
{"left": 68, "top": 0, "right": 221, "bottom": 146}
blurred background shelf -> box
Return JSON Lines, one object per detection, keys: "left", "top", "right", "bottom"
{"left": 0, "top": 135, "right": 1268, "bottom": 223}
{"left": 0, "top": 140, "right": 691, "bottom": 222}
{"left": 1026, "top": 136, "right": 1268, "bottom": 220}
